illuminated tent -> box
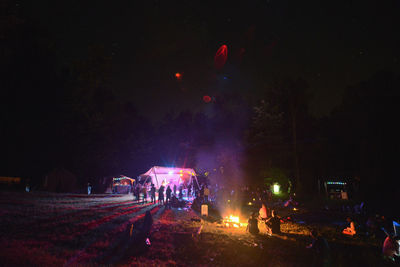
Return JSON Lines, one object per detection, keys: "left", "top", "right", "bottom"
{"left": 138, "top": 166, "right": 199, "bottom": 188}
{"left": 112, "top": 175, "right": 135, "bottom": 194}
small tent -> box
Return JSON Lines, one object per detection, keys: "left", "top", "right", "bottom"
{"left": 138, "top": 166, "right": 199, "bottom": 189}
{"left": 111, "top": 175, "right": 135, "bottom": 194}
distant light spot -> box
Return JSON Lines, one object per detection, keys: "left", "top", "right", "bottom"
{"left": 175, "top": 72, "right": 182, "bottom": 80}
{"left": 203, "top": 95, "right": 211, "bottom": 103}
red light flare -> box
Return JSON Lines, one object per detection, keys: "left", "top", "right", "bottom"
{"left": 175, "top": 72, "right": 182, "bottom": 80}
{"left": 203, "top": 95, "right": 212, "bottom": 103}
{"left": 214, "top": 45, "right": 228, "bottom": 70}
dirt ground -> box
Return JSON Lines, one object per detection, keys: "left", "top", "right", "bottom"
{"left": 0, "top": 192, "right": 392, "bottom": 266}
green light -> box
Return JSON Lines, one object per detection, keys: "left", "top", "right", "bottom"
{"left": 273, "top": 184, "right": 280, "bottom": 194}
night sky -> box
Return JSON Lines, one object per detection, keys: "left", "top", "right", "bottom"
{"left": 20, "top": 0, "right": 400, "bottom": 119}
{"left": 2, "top": 0, "right": 400, "bottom": 201}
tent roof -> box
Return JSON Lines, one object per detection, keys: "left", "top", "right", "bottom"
{"left": 140, "top": 166, "right": 196, "bottom": 177}
{"left": 139, "top": 166, "right": 198, "bottom": 188}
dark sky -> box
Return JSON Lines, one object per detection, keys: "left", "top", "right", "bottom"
{"left": 23, "top": 0, "right": 400, "bottom": 119}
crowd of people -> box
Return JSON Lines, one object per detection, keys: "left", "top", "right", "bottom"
{"left": 245, "top": 197, "right": 399, "bottom": 264}
{"left": 132, "top": 182, "right": 200, "bottom": 208}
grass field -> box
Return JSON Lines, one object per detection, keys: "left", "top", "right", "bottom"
{"left": 0, "top": 191, "right": 390, "bottom": 266}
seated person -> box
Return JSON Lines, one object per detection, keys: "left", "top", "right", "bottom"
{"left": 306, "top": 229, "right": 331, "bottom": 266}
{"left": 342, "top": 217, "right": 357, "bottom": 236}
{"left": 265, "top": 210, "right": 281, "bottom": 234}
{"left": 259, "top": 203, "right": 268, "bottom": 221}
{"left": 382, "top": 234, "right": 400, "bottom": 262}
{"left": 247, "top": 212, "right": 260, "bottom": 235}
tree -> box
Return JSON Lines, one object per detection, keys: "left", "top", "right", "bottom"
{"left": 326, "top": 71, "right": 400, "bottom": 204}
{"left": 248, "top": 78, "right": 312, "bottom": 194}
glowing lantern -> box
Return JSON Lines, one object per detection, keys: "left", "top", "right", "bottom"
{"left": 273, "top": 183, "right": 280, "bottom": 194}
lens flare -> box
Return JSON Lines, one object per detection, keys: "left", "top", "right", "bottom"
{"left": 214, "top": 45, "right": 228, "bottom": 70}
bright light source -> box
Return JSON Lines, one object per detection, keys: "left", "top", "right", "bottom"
{"left": 273, "top": 183, "right": 280, "bottom": 194}
{"left": 229, "top": 215, "right": 239, "bottom": 223}
{"left": 168, "top": 171, "right": 173, "bottom": 175}
{"left": 175, "top": 72, "right": 182, "bottom": 80}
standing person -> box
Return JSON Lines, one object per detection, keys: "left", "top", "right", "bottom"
{"left": 135, "top": 184, "right": 141, "bottom": 203}
{"left": 188, "top": 185, "right": 192, "bottom": 200}
{"left": 150, "top": 184, "right": 156, "bottom": 203}
{"left": 306, "top": 229, "right": 332, "bottom": 266}
{"left": 178, "top": 185, "right": 183, "bottom": 200}
{"left": 87, "top": 183, "right": 92, "bottom": 195}
{"left": 173, "top": 184, "right": 177, "bottom": 197}
{"left": 166, "top": 185, "right": 172, "bottom": 204}
{"left": 25, "top": 182, "right": 30, "bottom": 192}
{"left": 142, "top": 184, "right": 147, "bottom": 204}
{"left": 203, "top": 185, "right": 210, "bottom": 203}
{"left": 158, "top": 185, "right": 165, "bottom": 205}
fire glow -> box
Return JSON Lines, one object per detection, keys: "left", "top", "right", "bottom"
{"left": 223, "top": 215, "right": 246, "bottom": 228}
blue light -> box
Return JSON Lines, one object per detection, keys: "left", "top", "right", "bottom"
{"left": 327, "top": 181, "right": 346, "bottom": 185}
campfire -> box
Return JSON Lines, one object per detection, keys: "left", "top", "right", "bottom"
{"left": 223, "top": 215, "right": 247, "bottom": 228}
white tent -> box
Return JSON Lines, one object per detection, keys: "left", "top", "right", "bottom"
{"left": 138, "top": 166, "right": 199, "bottom": 189}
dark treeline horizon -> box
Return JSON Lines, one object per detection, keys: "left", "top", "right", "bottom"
{"left": 1, "top": 0, "right": 399, "bottom": 209}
